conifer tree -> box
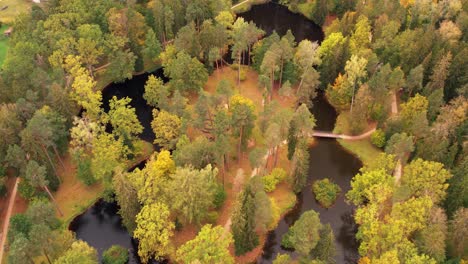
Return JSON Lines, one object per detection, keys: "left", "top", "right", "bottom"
{"left": 231, "top": 184, "right": 259, "bottom": 255}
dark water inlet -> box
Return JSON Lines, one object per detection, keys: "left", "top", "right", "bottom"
{"left": 70, "top": 3, "right": 361, "bottom": 264}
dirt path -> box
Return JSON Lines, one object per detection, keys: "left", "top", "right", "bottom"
{"left": 391, "top": 91, "right": 398, "bottom": 116}
{"left": 0, "top": 177, "right": 20, "bottom": 262}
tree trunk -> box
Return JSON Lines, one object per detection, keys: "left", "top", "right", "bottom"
{"left": 52, "top": 146, "right": 65, "bottom": 170}
{"left": 238, "top": 126, "right": 243, "bottom": 165}
{"left": 43, "top": 186, "right": 64, "bottom": 216}
{"left": 264, "top": 148, "right": 270, "bottom": 171}
{"left": 43, "top": 248, "right": 52, "bottom": 264}
{"left": 279, "top": 59, "right": 284, "bottom": 86}
{"left": 221, "top": 155, "right": 225, "bottom": 187}
{"left": 41, "top": 145, "right": 60, "bottom": 184}
{"left": 238, "top": 51, "right": 241, "bottom": 86}
{"left": 273, "top": 145, "right": 280, "bottom": 167}
{"left": 248, "top": 46, "right": 251, "bottom": 66}
{"left": 350, "top": 84, "right": 356, "bottom": 113}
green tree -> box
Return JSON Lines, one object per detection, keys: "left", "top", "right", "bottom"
{"left": 173, "top": 136, "right": 217, "bottom": 169}
{"left": 151, "top": 109, "right": 182, "bottom": 149}
{"left": 143, "top": 75, "right": 169, "bottom": 110}
{"left": 399, "top": 94, "right": 429, "bottom": 138}
{"left": 231, "top": 184, "right": 258, "bottom": 255}
{"left": 291, "top": 139, "right": 310, "bottom": 193}
{"left": 143, "top": 28, "right": 162, "bottom": 63}
{"left": 134, "top": 202, "right": 174, "bottom": 263}
{"left": 164, "top": 51, "right": 208, "bottom": 93}
{"left": 91, "top": 133, "right": 126, "bottom": 181}
{"left": 25, "top": 160, "right": 63, "bottom": 216}
{"left": 112, "top": 169, "right": 140, "bottom": 234}
{"left": 102, "top": 245, "right": 128, "bottom": 264}
{"left": 106, "top": 96, "right": 143, "bottom": 141}
{"left": 312, "top": 224, "right": 336, "bottom": 263}
{"left": 448, "top": 208, "right": 467, "bottom": 258}
{"left": 229, "top": 95, "right": 256, "bottom": 164}
{"left": 402, "top": 159, "right": 452, "bottom": 203}
{"left": 129, "top": 150, "right": 175, "bottom": 205}
{"left": 283, "top": 210, "right": 322, "bottom": 256}
{"left": 176, "top": 224, "right": 234, "bottom": 264}
{"left": 170, "top": 165, "right": 218, "bottom": 224}
{"left": 385, "top": 133, "right": 414, "bottom": 163}
{"left": 318, "top": 32, "right": 348, "bottom": 87}
{"left": 53, "top": 241, "right": 98, "bottom": 264}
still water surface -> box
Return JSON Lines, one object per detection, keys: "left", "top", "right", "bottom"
{"left": 70, "top": 3, "right": 361, "bottom": 263}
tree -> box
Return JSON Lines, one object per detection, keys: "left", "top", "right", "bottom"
{"left": 346, "top": 169, "right": 394, "bottom": 206}
{"left": 112, "top": 170, "right": 140, "bottom": 234}
{"left": 399, "top": 94, "right": 429, "bottom": 138}
{"left": 134, "top": 202, "right": 174, "bottom": 263}
{"left": 176, "top": 224, "right": 234, "bottom": 264}
{"left": 8, "top": 233, "right": 33, "bottom": 264}
{"left": 344, "top": 55, "right": 368, "bottom": 112}
{"left": 318, "top": 32, "right": 348, "bottom": 87}
{"left": 231, "top": 184, "right": 258, "bottom": 255}
{"left": 54, "top": 241, "right": 98, "bottom": 264}
{"left": 448, "top": 208, "right": 467, "bottom": 258}
{"left": 349, "top": 15, "right": 372, "bottom": 56}
{"left": 102, "top": 245, "right": 128, "bottom": 264}
{"left": 25, "top": 160, "right": 63, "bottom": 216}
{"left": 273, "top": 254, "right": 291, "bottom": 264}
{"left": 91, "top": 133, "right": 126, "bottom": 181}
{"left": 229, "top": 95, "right": 256, "bottom": 164}
{"left": 66, "top": 56, "right": 102, "bottom": 120}
{"left": 294, "top": 40, "right": 322, "bottom": 93}
{"left": 173, "top": 136, "right": 217, "bottom": 169}
{"left": 143, "top": 75, "right": 169, "bottom": 110}
{"left": 415, "top": 207, "right": 447, "bottom": 262}
{"left": 151, "top": 109, "right": 181, "bottom": 149}
{"left": 291, "top": 139, "right": 310, "bottom": 193}
{"left": 76, "top": 24, "right": 105, "bottom": 76}
{"left": 385, "top": 133, "right": 414, "bottom": 163}
{"left": 106, "top": 96, "right": 143, "bottom": 141}
{"left": 143, "top": 28, "right": 162, "bottom": 62}
{"left": 129, "top": 150, "right": 175, "bottom": 205}
{"left": 283, "top": 210, "right": 322, "bottom": 256}
{"left": 164, "top": 51, "right": 208, "bottom": 93}
{"left": 402, "top": 159, "right": 452, "bottom": 203}
{"left": 312, "top": 224, "right": 336, "bottom": 263}
{"left": 231, "top": 18, "right": 249, "bottom": 85}
{"left": 405, "top": 65, "right": 424, "bottom": 96}
{"left": 169, "top": 165, "right": 217, "bottom": 224}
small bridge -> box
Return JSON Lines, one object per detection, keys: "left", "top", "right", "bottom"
{"left": 311, "top": 128, "right": 376, "bottom": 141}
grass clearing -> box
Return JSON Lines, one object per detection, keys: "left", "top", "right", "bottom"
{"left": 0, "top": 0, "right": 32, "bottom": 24}
{"left": 0, "top": 24, "right": 9, "bottom": 66}
{"left": 333, "top": 112, "right": 382, "bottom": 166}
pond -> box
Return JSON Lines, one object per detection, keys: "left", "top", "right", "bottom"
{"left": 70, "top": 2, "right": 361, "bottom": 264}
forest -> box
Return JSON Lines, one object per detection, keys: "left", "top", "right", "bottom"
{"left": 0, "top": 0, "right": 466, "bottom": 263}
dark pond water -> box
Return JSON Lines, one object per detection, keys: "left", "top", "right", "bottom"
{"left": 70, "top": 2, "right": 361, "bottom": 264}
{"left": 69, "top": 200, "right": 142, "bottom": 263}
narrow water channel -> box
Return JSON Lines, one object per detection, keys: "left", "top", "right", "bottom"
{"left": 70, "top": 3, "right": 362, "bottom": 264}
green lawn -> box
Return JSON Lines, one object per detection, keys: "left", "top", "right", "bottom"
{"left": 0, "top": 0, "right": 32, "bottom": 24}
{"left": 334, "top": 112, "right": 382, "bottom": 166}
{"left": 0, "top": 24, "right": 9, "bottom": 66}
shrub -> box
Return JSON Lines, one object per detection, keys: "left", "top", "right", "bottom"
{"left": 205, "top": 211, "right": 219, "bottom": 224}
{"left": 213, "top": 184, "right": 226, "bottom": 209}
{"left": 18, "top": 180, "right": 36, "bottom": 200}
{"left": 239, "top": 67, "right": 247, "bottom": 81}
{"left": 371, "top": 129, "right": 386, "bottom": 148}
{"left": 77, "top": 157, "right": 96, "bottom": 185}
{"left": 102, "top": 245, "right": 128, "bottom": 264}
{"left": 262, "top": 168, "right": 287, "bottom": 192}
{"left": 312, "top": 178, "right": 341, "bottom": 208}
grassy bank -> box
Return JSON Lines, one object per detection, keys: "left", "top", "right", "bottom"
{"left": 56, "top": 140, "right": 154, "bottom": 226}
{"left": 0, "top": 0, "right": 32, "bottom": 24}
{"left": 333, "top": 112, "right": 382, "bottom": 166}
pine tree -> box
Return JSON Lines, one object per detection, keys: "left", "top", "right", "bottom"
{"left": 231, "top": 184, "right": 259, "bottom": 255}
